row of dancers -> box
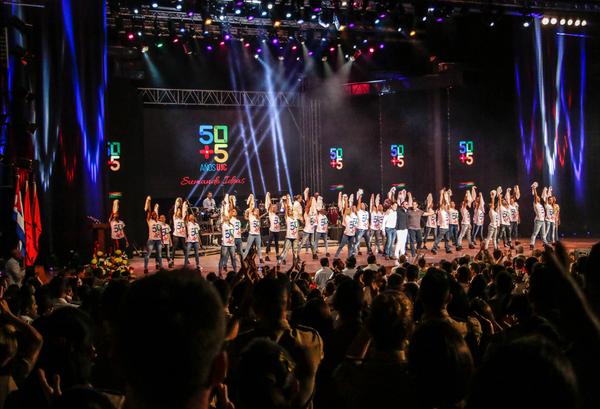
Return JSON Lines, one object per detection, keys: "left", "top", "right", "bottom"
{"left": 108, "top": 182, "right": 559, "bottom": 274}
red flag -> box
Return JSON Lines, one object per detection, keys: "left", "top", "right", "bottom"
{"left": 24, "top": 180, "right": 36, "bottom": 267}
{"left": 33, "top": 182, "right": 42, "bottom": 256}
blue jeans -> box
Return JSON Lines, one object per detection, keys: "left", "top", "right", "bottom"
{"left": 545, "top": 221, "right": 555, "bottom": 243}
{"left": 472, "top": 224, "right": 484, "bottom": 242}
{"left": 530, "top": 220, "right": 548, "bottom": 246}
{"left": 408, "top": 229, "right": 423, "bottom": 256}
{"left": 424, "top": 227, "right": 437, "bottom": 245}
{"left": 335, "top": 234, "right": 355, "bottom": 258}
{"left": 354, "top": 229, "right": 370, "bottom": 254}
{"left": 433, "top": 228, "right": 450, "bottom": 251}
{"left": 144, "top": 239, "right": 163, "bottom": 270}
{"left": 484, "top": 226, "right": 498, "bottom": 250}
{"left": 369, "top": 230, "right": 384, "bottom": 253}
{"left": 298, "top": 232, "right": 315, "bottom": 255}
{"left": 449, "top": 224, "right": 459, "bottom": 246}
{"left": 243, "top": 234, "right": 262, "bottom": 259}
{"left": 185, "top": 242, "right": 200, "bottom": 267}
{"left": 234, "top": 238, "right": 243, "bottom": 255}
{"left": 315, "top": 232, "right": 328, "bottom": 254}
{"left": 279, "top": 238, "right": 298, "bottom": 261}
{"left": 385, "top": 228, "right": 397, "bottom": 257}
{"left": 171, "top": 236, "right": 186, "bottom": 262}
{"left": 219, "top": 246, "right": 237, "bottom": 272}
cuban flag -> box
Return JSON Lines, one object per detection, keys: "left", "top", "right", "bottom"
{"left": 13, "top": 173, "right": 26, "bottom": 260}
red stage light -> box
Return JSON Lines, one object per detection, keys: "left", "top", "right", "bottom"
{"left": 368, "top": 47, "right": 375, "bottom": 54}
{"left": 172, "top": 37, "right": 180, "bottom": 43}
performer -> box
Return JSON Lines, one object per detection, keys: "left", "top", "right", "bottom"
{"left": 553, "top": 197, "right": 560, "bottom": 244}
{"left": 422, "top": 194, "right": 437, "bottom": 249}
{"left": 529, "top": 183, "right": 548, "bottom": 249}
{"left": 334, "top": 192, "right": 357, "bottom": 259}
{"left": 264, "top": 192, "right": 281, "bottom": 261}
{"left": 472, "top": 189, "right": 485, "bottom": 244}
{"left": 456, "top": 188, "right": 476, "bottom": 251}
{"left": 483, "top": 188, "right": 500, "bottom": 250}
{"left": 509, "top": 186, "right": 521, "bottom": 245}
{"left": 298, "top": 189, "right": 318, "bottom": 259}
{"left": 543, "top": 187, "right": 557, "bottom": 244}
{"left": 172, "top": 198, "right": 188, "bottom": 267}
{"left": 243, "top": 194, "right": 263, "bottom": 261}
{"left": 230, "top": 207, "right": 243, "bottom": 256}
{"left": 383, "top": 197, "right": 398, "bottom": 259}
{"left": 279, "top": 195, "right": 300, "bottom": 265}
{"left": 431, "top": 189, "right": 452, "bottom": 255}
{"left": 369, "top": 194, "right": 384, "bottom": 256}
{"left": 354, "top": 189, "right": 370, "bottom": 256}
{"left": 407, "top": 193, "right": 434, "bottom": 257}
{"left": 315, "top": 207, "right": 330, "bottom": 257}
{"left": 219, "top": 214, "right": 237, "bottom": 274}
{"left": 143, "top": 196, "right": 163, "bottom": 274}
{"left": 202, "top": 191, "right": 216, "bottom": 211}
{"left": 394, "top": 189, "right": 409, "bottom": 259}
{"left": 498, "top": 187, "right": 513, "bottom": 249}
{"left": 159, "top": 214, "right": 172, "bottom": 267}
{"left": 184, "top": 213, "right": 201, "bottom": 270}
{"left": 448, "top": 201, "right": 460, "bottom": 247}
{"left": 109, "top": 200, "right": 128, "bottom": 253}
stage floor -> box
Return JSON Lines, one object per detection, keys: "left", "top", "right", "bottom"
{"left": 127, "top": 237, "right": 598, "bottom": 277}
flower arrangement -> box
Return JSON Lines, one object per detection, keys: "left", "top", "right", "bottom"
{"left": 87, "top": 249, "right": 132, "bottom": 278}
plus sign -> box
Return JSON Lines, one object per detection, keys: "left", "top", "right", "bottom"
{"left": 459, "top": 154, "right": 466, "bottom": 163}
{"left": 391, "top": 157, "right": 400, "bottom": 166}
{"left": 330, "top": 160, "right": 338, "bottom": 168}
{"left": 199, "top": 145, "right": 214, "bottom": 159}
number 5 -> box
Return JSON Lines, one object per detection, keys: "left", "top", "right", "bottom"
{"left": 330, "top": 148, "right": 338, "bottom": 160}
{"left": 465, "top": 152, "right": 474, "bottom": 165}
{"left": 459, "top": 141, "right": 467, "bottom": 154}
{"left": 336, "top": 158, "right": 343, "bottom": 169}
{"left": 214, "top": 144, "right": 229, "bottom": 163}
{"left": 199, "top": 125, "right": 214, "bottom": 144}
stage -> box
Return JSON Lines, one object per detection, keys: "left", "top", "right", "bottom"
{"left": 127, "top": 237, "right": 598, "bottom": 277}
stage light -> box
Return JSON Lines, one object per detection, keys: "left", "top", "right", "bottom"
{"left": 207, "top": 45, "right": 213, "bottom": 51}
{"left": 368, "top": 47, "right": 374, "bottom": 53}
{"left": 157, "top": 42, "right": 164, "bottom": 48}
{"left": 436, "top": 18, "right": 443, "bottom": 23}
{"left": 152, "top": 2, "right": 158, "bottom": 8}
{"left": 308, "top": 51, "right": 314, "bottom": 56}
{"left": 274, "top": 20, "right": 281, "bottom": 27}
{"left": 575, "top": 19, "right": 581, "bottom": 26}
{"left": 379, "top": 43, "right": 384, "bottom": 49}
{"left": 235, "top": 9, "right": 241, "bottom": 14}
{"left": 409, "top": 30, "right": 416, "bottom": 37}
{"left": 342, "top": 1, "right": 347, "bottom": 6}
{"left": 205, "top": 18, "right": 212, "bottom": 25}
{"left": 311, "top": 14, "right": 317, "bottom": 20}
{"left": 322, "top": 56, "right": 327, "bottom": 61}
{"left": 349, "top": 23, "right": 355, "bottom": 28}
{"left": 329, "top": 46, "right": 335, "bottom": 52}
{"left": 542, "top": 17, "right": 549, "bottom": 25}
{"left": 219, "top": 41, "right": 225, "bottom": 46}
{"left": 267, "top": 3, "right": 273, "bottom": 9}
{"left": 286, "top": 12, "right": 292, "bottom": 18}
{"left": 567, "top": 19, "right": 573, "bottom": 26}
{"left": 489, "top": 21, "right": 495, "bottom": 27}
{"left": 142, "top": 45, "right": 149, "bottom": 53}
{"left": 292, "top": 45, "right": 297, "bottom": 51}
{"left": 133, "top": 8, "right": 139, "bottom": 14}
{"left": 422, "top": 16, "right": 427, "bottom": 22}
{"left": 254, "top": 54, "right": 259, "bottom": 59}
{"left": 248, "top": 15, "right": 255, "bottom": 21}
{"left": 374, "top": 19, "right": 380, "bottom": 24}
{"left": 352, "top": 45, "right": 357, "bottom": 49}
{"left": 244, "top": 42, "right": 250, "bottom": 48}
{"left": 550, "top": 17, "right": 557, "bottom": 24}
{"left": 127, "top": 33, "right": 134, "bottom": 40}
{"left": 176, "top": 4, "right": 182, "bottom": 10}
{"left": 173, "top": 37, "right": 180, "bottom": 43}
{"left": 296, "top": 57, "right": 300, "bottom": 61}
{"left": 560, "top": 18, "right": 566, "bottom": 25}
{"left": 297, "top": 19, "right": 304, "bottom": 24}
{"left": 257, "top": 47, "right": 262, "bottom": 53}
{"left": 224, "top": 34, "right": 231, "bottom": 40}
{"left": 272, "top": 38, "right": 279, "bottom": 44}
{"left": 187, "top": 11, "right": 193, "bottom": 17}
{"left": 278, "top": 55, "right": 284, "bottom": 61}
{"left": 523, "top": 21, "right": 530, "bottom": 27}
{"left": 397, "top": 27, "right": 402, "bottom": 32}
{"left": 137, "top": 31, "right": 142, "bottom": 36}
{"left": 219, "top": 15, "right": 225, "bottom": 20}
{"left": 180, "top": 27, "right": 185, "bottom": 33}
{"left": 582, "top": 20, "right": 587, "bottom": 26}
{"left": 262, "top": 11, "right": 268, "bottom": 16}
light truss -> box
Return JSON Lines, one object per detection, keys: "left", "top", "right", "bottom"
{"left": 138, "top": 88, "right": 301, "bottom": 107}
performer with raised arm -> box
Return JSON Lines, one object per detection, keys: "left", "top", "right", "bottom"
{"left": 315, "top": 205, "right": 330, "bottom": 257}
{"left": 530, "top": 182, "right": 548, "bottom": 249}
{"left": 508, "top": 185, "right": 521, "bottom": 245}
{"left": 159, "top": 214, "right": 172, "bottom": 268}
{"left": 369, "top": 194, "right": 385, "bottom": 256}
{"left": 334, "top": 191, "right": 357, "bottom": 259}
{"left": 171, "top": 198, "right": 188, "bottom": 267}
{"left": 431, "top": 189, "right": 452, "bottom": 255}
{"left": 407, "top": 192, "right": 433, "bottom": 258}
{"left": 298, "top": 188, "right": 318, "bottom": 259}
{"left": 543, "top": 187, "right": 557, "bottom": 245}
{"left": 383, "top": 188, "right": 398, "bottom": 259}
{"left": 279, "top": 195, "right": 300, "bottom": 265}
{"left": 109, "top": 199, "right": 129, "bottom": 254}
{"left": 456, "top": 188, "right": 476, "bottom": 251}
{"left": 472, "top": 188, "right": 485, "bottom": 244}
{"left": 242, "top": 194, "right": 263, "bottom": 262}
{"left": 448, "top": 200, "right": 460, "bottom": 247}
{"left": 354, "top": 189, "right": 370, "bottom": 256}
{"left": 143, "top": 196, "right": 163, "bottom": 274}
{"left": 264, "top": 192, "right": 281, "bottom": 262}
{"left": 553, "top": 196, "right": 560, "bottom": 244}
{"left": 219, "top": 214, "right": 237, "bottom": 274}
{"left": 227, "top": 195, "right": 243, "bottom": 256}
{"left": 394, "top": 189, "right": 409, "bottom": 259}
{"left": 484, "top": 188, "right": 500, "bottom": 250}
{"left": 422, "top": 193, "right": 437, "bottom": 249}
{"left": 184, "top": 212, "right": 201, "bottom": 270}
{"left": 498, "top": 187, "right": 513, "bottom": 249}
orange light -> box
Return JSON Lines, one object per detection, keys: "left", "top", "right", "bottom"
{"left": 409, "top": 30, "right": 416, "bottom": 37}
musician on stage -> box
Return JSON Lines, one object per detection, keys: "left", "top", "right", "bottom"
{"left": 202, "top": 192, "right": 217, "bottom": 211}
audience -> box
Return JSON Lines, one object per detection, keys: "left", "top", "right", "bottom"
{"left": 0, "top": 241, "right": 598, "bottom": 409}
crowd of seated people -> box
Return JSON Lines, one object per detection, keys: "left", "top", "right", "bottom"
{"left": 0, "top": 241, "right": 599, "bottom": 409}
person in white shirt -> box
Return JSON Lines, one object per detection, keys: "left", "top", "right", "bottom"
{"left": 497, "top": 188, "right": 513, "bottom": 248}
{"left": 508, "top": 186, "right": 521, "bottom": 245}
{"left": 543, "top": 187, "right": 557, "bottom": 244}
{"left": 4, "top": 249, "right": 24, "bottom": 287}
{"left": 456, "top": 188, "right": 476, "bottom": 251}
{"left": 472, "top": 191, "right": 486, "bottom": 244}
{"left": 314, "top": 258, "right": 334, "bottom": 289}
{"left": 159, "top": 215, "right": 173, "bottom": 268}
{"left": 432, "top": 189, "right": 452, "bottom": 255}
{"left": 264, "top": 193, "right": 281, "bottom": 261}
{"left": 342, "top": 256, "right": 358, "bottom": 279}
{"left": 383, "top": 202, "right": 398, "bottom": 259}
{"left": 184, "top": 213, "right": 201, "bottom": 270}
{"left": 202, "top": 192, "right": 216, "bottom": 211}
{"left": 354, "top": 190, "right": 370, "bottom": 256}
{"left": 315, "top": 208, "right": 330, "bottom": 257}
{"left": 298, "top": 195, "right": 318, "bottom": 259}
{"left": 530, "top": 183, "right": 548, "bottom": 249}
{"left": 243, "top": 194, "right": 263, "bottom": 261}
{"left": 334, "top": 192, "right": 357, "bottom": 259}
{"left": 448, "top": 201, "right": 460, "bottom": 247}
{"left": 109, "top": 200, "right": 128, "bottom": 254}
{"left": 484, "top": 189, "right": 501, "bottom": 250}
{"left": 143, "top": 196, "right": 163, "bottom": 273}
{"left": 230, "top": 209, "right": 243, "bottom": 256}
{"left": 172, "top": 199, "right": 188, "bottom": 267}
{"left": 219, "top": 215, "right": 237, "bottom": 273}
{"left": 279, "top": 196, "right": 300, "bottom": 265}
{"left": 368, "top": 194, "right": 385, "bottom": 255}
{"left": 423, "top": 195, "right": 437, "bottom": 249}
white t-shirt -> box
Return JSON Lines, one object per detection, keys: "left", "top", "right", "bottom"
{"left": 437, "top": 209, "right": 449, "bottom": 229}
{"left": 489, "top": 209, "right": 499, "bottom": 228}
{"left": 534, "top": 203, "right": 545, "bottom": 221}
{"left": 383, "top": 210, "right": 397, "bottom": 229}
{"left": 449, "top": 209, "right": 459, "bottom": 225}
{"left": 269, "top": 213, "right": 281, "bottom": 233}
{"left": 173, "top": 216, "right": 187, "bottom": 238}
{"left": 110, "top": 220, "right": 126, "bottom": 240}
{"left": 474, "top": 206, "right": 485, "bottom": 226}
{"left": 314, "top": 267, "right": 334, "bottom": 289}
{"left": 357, "top": 210, "right": 369, "bottom": 230}
{"left": 293, "top": 201, "right": 303, "bottom": 220}
{"left": 500, "top": 205, "right": 511, "bottom": 226}
{"left": 460, "top": 207, "right": 470, "bottom": 225}
{"left": 426, "top": 211, "right": 437, "bottom": 228}
{"left": 161, "top": 223, "right": 172, "bottom": 245}
{"left": 370, "top": 211, "right": 383, "bottom": 231}
{"left": 222, "top": 222, "right": 235, "bottom": 247}
{"left": 286, "top": 217, "right": 299, "bottom": 239}
{"left": 316, "top": 214, "right": 329, "bottom": 234}
{"left": 545, "top": 204, "right": 555, "bottom": 222}
{"left": 344, "top": 214, "right": 357, "bottom": 236}
{"left": 148, "top": 219, "right": 162, "bottom": 241}
{"left": 186, "top": 222, "right": 200, "bottom": 243}
{"left": 231, "top": 217, "right": 242, "bottom": 239}
{"left": 303, "top": 213, "right": 316, "bottom": 234}
{"left": 248, "top": 214, "right": 261, "bottom": 235}
{"left": 509, "top": 203, "right": 519, "bottom": 223}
